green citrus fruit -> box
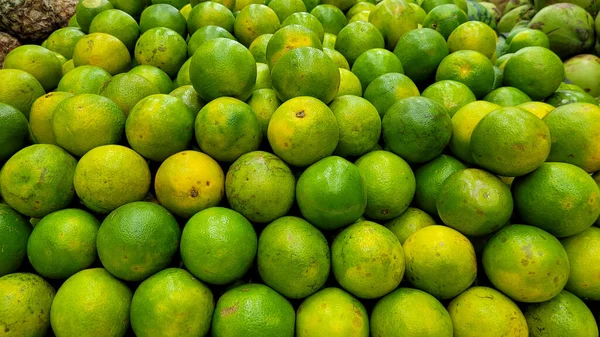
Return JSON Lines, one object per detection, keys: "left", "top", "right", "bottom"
{"left": 170, "top": 85, "right": 205, "bottom": 113}
{"left": 266, "top": 24, "right": 322, "bottom": 69}
{"left": 187, "top": 1, "right": 235, "bottom": 34}
{"left": 235, "top": 4, "right": 280, "bottom": 47}
{"left": 311, "top": 4, "right": 348, "bottom": 35}
{"left": 140, "top": 4, "right": 186, "bottom": 37}
{"left": 57, "top": 65, "right": 111, "bottom": 95}
{"left": 351, "top": 48, "right": 403, "bottom": 93}
{"left": 0, "top": 69, "right": 45, "bottom": 118}
{"left": 334, "top": 21, "right": 384, "bottom": 65}
{"left": 188, "top": 25, "right": 236, "bottom": 57}
{"left": 364, "top": 73, "right": 420, "bottom": 116}
{"left": 329, "top": 95, "right": 381, "bottom": 157}
{"left": 134, "top": 27, "right": 187, "bottom": 77}
{"left": 436, "top": 50, "right": 495, "bottom": 98}
{"left": 394, "top": 27, "right": 449, "bottom": 84}
{"left": 129, "top": 65, "right": 174, "bottom": 94}
{"left": 3, "top": 45, "right": 62, "bottom": 91}
{"left": 447, "top": 21, "right": 497, "bottom": 59}
{"left": 0, "top": 204, "right": 32, "bottom": 277}
{"left": 423, "top": 4, "right": 468, "bottom": 39}
{"left": 421, "top": 80, "right": 476, "bottom": 116}
{"left": 44, "top": 27, "right": 86, "bottom": 59}
{"left": 27, "top": 209, "right": 99, "bottom": 279}
{"left": 483, "top": 86, "right": 532, "bottom": 106}
{"left": 75, "top": 0, "right": 115, "bottom": 33}
{"left": 413, "top": 154, "right": 467, "bottom": 214}
{"left": 385, "top": 207, "right": 436, "bottom": 244}
{"left": 73, "top": 33, "right": 131, "bottom": 75}
{"left": 0, "top": 103, "right": 29, "bottom": 162}
{"left": 100, "top": 73, "right": 160, "bottom": 116}
{"left": 503, "top": 46, "right": 564, "bottom": 100}
{"left": 247, "top": 88, "right": 282, "bottom": 137}
{"left": 281, "top": 12, "right": 325, "bottom": 41}
{"left": 561, "top": 227, "right": 600, "bottom": 300}
{"left": 89, "top": 9, "right": 140, "bottom": 51}
{"left": 29, "top": 92, "right": 73, "bottom": 145}
{"left": 249, "top": 33, "right": 272, "bottom": 63}
{"left": 332, "top": 221, "right": 405, "bottom": 299}
{"left": 449, "top": 100, "right": 501, "bottom": 163}
{"left": 368, "top": 0, "right": 419, "bottom": 50}
{"left": 226, "top": 151, "right": 295, "bottom": 223}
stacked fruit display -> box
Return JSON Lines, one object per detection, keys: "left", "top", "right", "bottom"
{"left": 1, "top": 0, "right": 600, "bottom": 336}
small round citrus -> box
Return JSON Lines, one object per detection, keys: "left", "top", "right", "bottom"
{"left": 50, "top": 268, "right": 132, "bottom": 337}
{"left": 297, "top": 156, "right": 367, "bottom": 230}
{"left": 351, "top": 48, "right": 403, "bottom": 92}
{"left": 394, "top": 28, "right": 449, "bottom": 84}
{"left": 311, "top": 4, "right": 348, "bottom": 35}
{"left": 364, "top": 73, "right": 420, "bottom": 116}
{"left": 503, "top": 46, "right": 564, "bottom": 100}
{"left": 0, "top": 145, "right": 77, "bottom": 218}
{"left": 332, "top": 221, "right": 405, "bottom": 299}
{"left": 296, "top": 287, "right": 369, "bottom": 337}
{"left": 75, "top": 0, "right": 115, "bottom": 33}
{"left": 154, "top": 151, "right": 225, "bottom": 218}
{"left": 97, "top": 202, "right": 181, "bottom": 281}
{"left": 281, "top": 12, "right": 325, "bottom": 41}
{"left": 329, "top": 95, "right": 381, "bottom": 157}
{"left": 249, "top": 33, "right": 272, "bottom": 63}
{"left": 74, "top": 145, "right": 151, "bottom": 214}
{"left": 247, "top": 88, "right": 281, "bottom": 137}
{"left": 382, "top": 96, "right": 453, "bottom": 163}
{"left": 29, "top": 92, "right": 73, "bottom": 145}
{"left": 368, "top": 0, "right": 420, "bottom": 50}
{"left": 3, "top": 45, "right": 63, "bottom": 91}
{"left": 0, "top": 273, "right": 55, "bottom": 337}
{"left": 517, "top": 101, "right": 555, "bottom": 119}
{"left": 258, "top": 216, "right": 330, "bottom": 299}
{"left": 73, "top": 33, "right": 131, "bottom": 75}
{"left": 187, "top": 1, "right": 235, "bottom": 35}
{"left": 0, "top": 103, "right": 29, "bottom": 162}
{"left": 437, "top": 168, "right": 513, "bottom": 236}
{"left": 89, "top": 9, "right": 140, "bottom": 51}
{"left": 470, "top": 107, "right": 551, "bottom": 176}
{"left": 226, "top": 151, "right": 295, "bottom": 223}
{"left": 195, "top": 97, "right": 262, "bottom": 163}
{"left": 52, "top": 94, "right": 126, "bottom": 157}
{"left": 170, "top": 85, "right": 205, "bottom": 113}
{"left": 190, "top": 38, "right": 257, "bottom": 101}
{"left": 512, "top": 162, "right": 600, "bottom": 238}
{"left": 448, "top": 287, "right": 528, "bottom": 337}
{"left": 508, "top": 29, "right": 550, "bottom": 52}
{"left": 140, "top": 4, "right": 186, "bottom": 37}
{"left": 371, "top": 288, "right": 453, "bottom": 337}
{"left": 334, "top": 21, "right": 384, "bottom": 65}
{"left": 234, "top": 4, "right": 280, "bottom": 47}
{"left": 403, "top": 225, "right": 477, "bottom": 299}
{"left": 0, "top": 205, "right": 32, "bottom": 277}
{"left": 423, "top": 4, "right": 468, "bottom": 39}
{"left": 130, "top": 268, "right": 214, "bottom": 337}
{"left": 126, "top": 94, "right": 195, "bottom": 162}
{"left": 44, "top": 27, "right": 86, "bottom": 59}
{"left": 483, "top": 86, "right": 532, "bottom": 106}
{"left": 268, "top": 0, "right": 307, "bottom": 22}
{"left": 57, "top": 65, "right": 112, "bottom": 95}
{"left": 181, "top": 207, "right": 257, "bottom": 285}
{"left": 265, "top": 24, "right": 322, "bottom": 69}
{"left": 449, "top": 100, "right": 501, "bottom": 163}
{"left": 355, "top": 150, "right": 415, "bottom": 220}
{"left": 421, "top": 80, "right": 476, "bottom": 117}
{"left": 483, "top": 224, "right": 570, "bottom": 303}
{"left": 413, "top": 154, "right": 467, "bottom": 215}
{"left": 447, "top": 21, "right": 497, "bottom": 59}
{"left": 267, "top": 96, "right": 339, "bottom": 167}
{"left": 561, "top": 227, "right": 600, "bottom": 300}
{"left": 0, "top": 69, "right": 45, "bottom": 119}
{"left": 436, "top": 50, "right": 495, "bottom": 98}
{"left": 99, "top": 73, "right": 160, "bottom": 116}
{"left": 129, "top": 65, "right": 174, "bottom": 94}
{"left": 187, "top": 25, "right": 235, "bottom": 57}
{"left": 134, "top": 27, "right": 187, "bottom": 77}
{"left": 385, "top": 207, "right": 436, "bottom": 244}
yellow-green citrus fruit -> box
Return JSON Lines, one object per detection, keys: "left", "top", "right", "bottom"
{"left": 50, "top": 268, "right": 132, "bottom": 337}
{"left": 421, "top": 80, "right": 477, "bottom": 117}
{"left": 52, "top": 94, "right": 126, "bottom": 157}
{"left": 29, "top": 93, "right": 73, "bottom": 145}
{"left": 364, "top": 73, "right": 420, "bottom": 116}
{"left": 334, "top": 21, "right": 384, "bottom": 65}
{"left": 561, "top": 227, "right": 600, "bottom": 300}
{"left": 27, "top": 208, "right": 99, "bottom": 279}
{"left": 449, "top": 100, "right": 500, "bottom": 163}
{"left": 331, "top": 221, "right": 405, "bottom": 299}
{"left": 75, "top": 0, "right": 115, "bottom": 33}
{"left": 423, "top": 4, "right": 468, "bottom": 39}
{"left": 73, "top": 33, "right": 131, "bottom": 75}
{"left": 126, "top": 94, "right": 195, "bottom": 162}
{"left": 524, "top": 290, "right": 599, "bottom": 337}
{"left": 190, "top": 38, "right": 257, "bottom": 102}
{"left": 508, "top": 29, "right": 550, "bottom": 53}
{"left": 382, "top": 96, "right": 453, "bottom": 163}
{"left": 0, "top": 273, "right": 55, "bottom": 337}
{"left": 0, "top": 69, "right": 46, "bottom": 119}
{"left": 234, "top": 4, "right": 280, "bottom": 47}
{"left": 226, "top": 151, "right": 295, "bottom": 223}
{"left": 255, "top": 62, "right": 272, "bottom": 89}
{"left": 170, "top": 85, "right": 205, "bottom": 113}
{"left": 154, "top": 151, "right": 225, "bottom": 218}
{"left": 281, "top": 12, "right": 325, "bottom": 41}
{"left": 512, "top": 162, "right": 600, "bottom": 237}
{"left": 271, "top": 47, "right": 340, "bottom": 104}
{"left": 74, "top": 145, "right": 151, "bottom": 214}
{"left": 518, "top": 101, "right": 555, "bottom": 119}
{"left": 110, "top": 0, "right": 146, "bottom": 16}
{"left": 267, "top": 96, "right": 339, "bottom": 167}
{"left": 403, "top": 225, "right": 477, "bottom": 299}
{"left": 448, "top": 286, "right": 528, "bottom": 337}
{"left": 97, "top": 202, "right": 181, "bottom": 281}
{"left": 336, "top": 68, "right": 362, "bottom": 96}
{"left": 394, "top": 28, "right": 449, "bottom": 84}
{"left": 99, "top": 73, "right": 160, "bottom": 116}
{"left": 130, "top": 268, "right": 214, "bottom": 337}
{"left": 212, "top": 284, "right": 295, "bottom": 337}
{"left": 0, "top": 103, "right": 29, "bottom": 162}
{"left": 258, "top": 216, "right": 330, "bottom": 299}
{"left": 90, "top": 9, "right": 140, "bottom": 51}
{"left": 268, "top": 0, "right": 307, "bottom": 22}
{"left": 187, "top": 25, "right": 236, "bottom": 57}
{"left": 187, "top": 1, "right": 235, "bottom": 35}
{"left": 311, "top": 4, "right": 348, "bottom": 35}
{"left": 181, "top": 207, "right": 257, "bottom": 285}
{"left": 470, "top": 107, "right": 551, "bottom": 177}
{"left": 436, "top": 50, "right": 495, "bottom": 98}
{"left": 0, "top": 205, "right": 31, "bottom": 277}
{"left": 351, "top": 48, "right": 403, "bottom": 92}
{"left": 295, "top": 287, "right": 369, "bottom": 337}
{"left": 385, "top": 207, "right": 436, "bottom": 244}
{"left": 265, "top": 24, "right": 323, "bottom": 69}
{"left": 57, "top": 65, "right": 111, "bottom": 95}
{"left": 249, "top": 33, "right": 273, "bottom": 63}
{"left": 44, "top": 27, "right": 86, "bottom": 59}
{"left": 447, "top": 21, "right": 497, "bottom": 59}
{"left": 414, "top": 154, "right": 467, "bottom": 215}
{"left": 543, "top": 102, "right": 600, "bottom": 173}
{"left": 368, "top": 0, "right": 419, "bottom": 50}
{"left": 129, "top": 65, "right": 174, "bottom": 94}
{"left": 482, "top": 224, "right": 570, "bottom": 302}
{"left": 483, "top": 86, "right": 532, "bottom": 106}
{"left": 0, "top": 145, "right": 76, "bottom": 218}
{"left": 329, "top": 95, "right": 381, "bottom": 157}
{"left": 195, "top": 97, "right": 262, "bottom": 163}
{"left": 247, "top": 88, "right": 282, "bottom": 137}
{"left": 355, "top": 150, "right": 415, "bottom": 220}
{"left": 437, "top": 168, "right": 513, "bottom": 236}
{"left": 503, "top": 46, "right": 564, "bottom": 100}
{"left": 140, "top": 4, "right": 186, "bottom": 37}
{"left": 371, "top": 288, "right": 453, "bottom": 337}
{"left": 3, "top": 45, "right": 63, "bottom": 91}
{"left": 297, "top": 156, "right": 367, "bottom": 230}
{"left": 134, "top": 27, "right": 187, "bottom": 77}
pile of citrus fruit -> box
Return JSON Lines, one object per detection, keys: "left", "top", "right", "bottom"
{"left": 1, "top": 0, "right": 600, "bottom": 336}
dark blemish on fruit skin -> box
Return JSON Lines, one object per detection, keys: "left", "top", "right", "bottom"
{"left": 296, "top": 110, "right": 305, "bottom": 118}
{"left": 190, "top": 188, "right": 198, "bottom": 197}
